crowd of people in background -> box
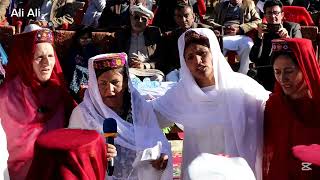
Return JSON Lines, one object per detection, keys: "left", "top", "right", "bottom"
{"left": 1, "top": 0, "right": 320, "bottom": 180}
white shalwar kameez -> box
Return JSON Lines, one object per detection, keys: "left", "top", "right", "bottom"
{"left": 153, "top": 28, "right": 270, "bottom": 180}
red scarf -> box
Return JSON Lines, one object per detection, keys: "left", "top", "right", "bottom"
{"left": 263, "top": 38, "right": 320, "bottom": 180}
{"left": 0, "top": 30, "right": 76, "bottom": 180}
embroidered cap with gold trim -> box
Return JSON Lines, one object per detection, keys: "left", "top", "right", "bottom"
{"left": 36, "top": 29, "right": 54, "bottom": 44}
{"left": 93, "top": 53, "right": 127, "bottom": 70}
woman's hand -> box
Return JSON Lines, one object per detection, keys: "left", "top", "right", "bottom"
{"left": 106, "top": 144, "right": 117, "bottom": 161}
{"left": 150, "top": 153, "right": 168, "bottom": 170}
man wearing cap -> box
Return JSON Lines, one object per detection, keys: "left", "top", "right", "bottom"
{"left": 112, "top": 3, "right": 164, "bottom": 81}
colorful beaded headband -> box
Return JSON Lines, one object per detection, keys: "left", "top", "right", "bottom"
{"left": 36, "top": 29, "right": 54, "bottom": 44}
{"left": 272, "top": 39, "right": 291, "bottom": 52}
{"left": 93, "top": 53, "right": 127, "bottom": 70}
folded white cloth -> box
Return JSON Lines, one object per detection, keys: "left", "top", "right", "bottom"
{"left": 188, "top": 153, "right": 256, "bottom": 180}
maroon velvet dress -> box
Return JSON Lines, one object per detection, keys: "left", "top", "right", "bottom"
{"left": 0, "top": 30, "right": 76, "bottom": 180}
{"left": 263, "top": 38, "right": 320, "bottom": 180}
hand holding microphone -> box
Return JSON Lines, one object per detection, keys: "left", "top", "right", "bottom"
{"left": 106, "top": 144, "right": 117, "bottom": 161}
{"left": 103, "top": 118, "right": 118, "bottom": 176}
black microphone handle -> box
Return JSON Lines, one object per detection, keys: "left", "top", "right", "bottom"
{"left": 107, "top": 137, "right": 115, "bottom": 176}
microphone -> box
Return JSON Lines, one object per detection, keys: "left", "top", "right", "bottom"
{"left": 103, "top": 118, "right": 117, "bottom": 176}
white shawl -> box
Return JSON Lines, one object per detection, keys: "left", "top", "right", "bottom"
{"left": 153, "top": 28, "right": 270, "bottom": 179}
{"left": 0, "top": 119, "right": 9, "bottom": 180}
{"left": 78, "top": 53, "right": 172, "bottom": 180}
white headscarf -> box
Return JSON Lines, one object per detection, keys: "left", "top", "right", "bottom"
{"left": 0, "top": 119, "right": 9, "bottom": 180}
{"left": 78, "top": 53, "right": 172, "bottom": 179}
{"left": 153, "top": 28, "right": 269, "bottom": 178}
{"left": 22, "top": 24, "right": 42, "bottom": 33}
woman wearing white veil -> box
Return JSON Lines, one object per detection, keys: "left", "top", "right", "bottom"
{"left": 69, "top": 53, "right": 172, "bottom": 180}
{"left": 153, "top": 28, "right": 270, "bottom": 180}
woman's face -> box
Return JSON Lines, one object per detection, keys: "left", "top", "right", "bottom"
{"left": 79, "top": 33, "right": 92, "bottom": 47}
{"left": 33, "top": 43, "right": 56, "bottom": 83}
{"left": 273, "top": 55, "right": 306, "bottom": 98}
{"left": 184, "top": 43, "right": 214, "bottom": 84}
{"left": 97, "top": 69, "right": 127, "bottom": 111}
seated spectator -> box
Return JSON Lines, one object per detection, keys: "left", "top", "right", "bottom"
{"left": 65, "top": 27, "right": 99, "bottom": 103}
{"left": 152, "top": 0, "right": 202, "bottom": 32}
{"left": 113, "top": 3, "right": 164, "bottom": 81}
{"left": 207, "top": 0, "right": 261, "bottom": 74}
{"left": 68, "top": 53, "right": 172, "bottom": 179}
{"left": 152, "top": 0, "right": 179, "bottom": 32}
{"left": 0, "top": 29, "right": 76, "bottom": 180}
{"left": 0, "top": 0, "right": 10, "bottom": 25}
{"left": 98, "top": 0, "right": 131, "bottom": 30}
{"left": 97, "top": 0, "right": 148, "bottom": 30}
{"left": 161, "top": 3, "right": 211, "bottom": 79}
{"left": 249, "top": 0, "right": 301, "bottom": 91}
{"left": 27, "top": 0, "right": 79, "bottom": 29}
{"left": 263, "top": 38, "right": 320, "bottom": 180}
{"left": 0, "top": 119, "right": 9, "bottom": 180}
{"left": 82, "top": 0, "right": 106, "bottom": 28}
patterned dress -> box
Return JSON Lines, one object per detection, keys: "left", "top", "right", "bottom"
{"left": 111, "top": 109, "right": 138, "bottom": 180}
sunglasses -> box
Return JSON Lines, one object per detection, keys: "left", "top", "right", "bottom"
{"left": 133, "top": 15, "right": 148, "bottom": 23}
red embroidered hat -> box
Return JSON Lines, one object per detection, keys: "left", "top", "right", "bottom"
{"left": 35, "top": 29, "right": 54, "bottom": 44}
{"left": 271, "top": 39, "right": 292, "bottom": 52}
{"left": 93, "top": 53, "right": 127, "bottom": 70}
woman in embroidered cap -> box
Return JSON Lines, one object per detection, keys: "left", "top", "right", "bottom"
{"left": 0, "top": 29, "right": 76, "bottom": 180}
{"left": 263, "top": 38, "right": 320, "bottom": 180}
{"left": 68, "top": 53, "right": 173, "bottom": 180}
{"left": 152, "top": 28, "right": 270, "bottom": 180}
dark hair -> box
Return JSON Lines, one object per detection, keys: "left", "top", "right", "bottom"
{"left": 175, "top": 3, "right": 193, "bottom": 12}
{"left": 263, "top": 0, "right": 283, "bottom": 13}
{"left": 271, "top": 51, "right": 298, "bottom": 66}
{"left": 95, "top": 66, "right": 131, "bottom": 119}
{"left": 73, "top": 27, "right": 94, "bottom": 49}
{"left": 184, "top": 30, "right": 210, "bottom": 52}
{"left": 95, "top": 66, "right": 128, "bottom": 80}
